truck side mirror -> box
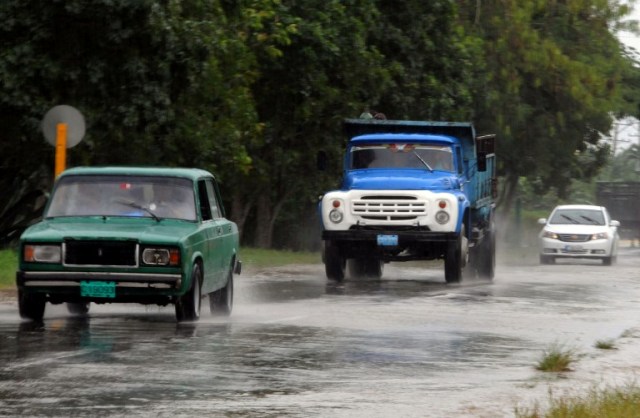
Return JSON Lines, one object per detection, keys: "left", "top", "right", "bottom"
{"left": 317, "top": 150, "right": 328, "bottom": 171}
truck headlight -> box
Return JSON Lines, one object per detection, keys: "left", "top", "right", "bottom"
{"left": 141, "top": 247, "right": 181, "bottom": 266}
{"left": 435, "top": 211, "right": 449, "bottom": 224}
{"left": 329, "top": 209, "right": 344, "bottom": 223}
{"left": 24, "top": 244, "right": 61, "bottom": 263}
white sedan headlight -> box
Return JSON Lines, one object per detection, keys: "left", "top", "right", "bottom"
{"left": 590, "top": 232, "right": 608, "bottom": 240}
{"left": 542, "top": 230, "right": 558, "bottom": 239}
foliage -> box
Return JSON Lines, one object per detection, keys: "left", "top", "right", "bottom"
{"left": 535, "top": 343, "right": 579, "bottom": 372}
{"left": 1, "top": 0, "right": 640, "bottom": 250}
{"left": 457, "top": 0, "right": 637, "bottom": 216}
{"left": 240, "top": 247, "right": 320, "bottom": 269}
{"left": 516, "top": 384, "right": 640, "bottom": 418}
{"left": 0, "top": 250, "right": 17, "bottom": 289}
{"left": 594, "top": 339, "right": 616, "bottom": 350}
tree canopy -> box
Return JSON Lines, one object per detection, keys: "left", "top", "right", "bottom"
{"left": 1, "top": 0, "right": 638, "bottom": 248}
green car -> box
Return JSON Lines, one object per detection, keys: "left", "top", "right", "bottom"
{"left": 16, "top": 167, "right": 241, "bottom": 322}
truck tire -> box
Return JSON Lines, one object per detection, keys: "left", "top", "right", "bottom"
{"left": 445, "top": 225, "right": 468, "bottom": 283}
{"left": 477, "top": 223, "right": 496, "bottom": 280}
{"left": 324, "top": 241, "right": 346, "bottom": 282}
{"left": 348, "top": 258, "right": 384, "bottom": 279}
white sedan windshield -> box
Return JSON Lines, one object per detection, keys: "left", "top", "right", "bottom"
{"left": 549, "top": 209, "right": 605, "bottom": 226}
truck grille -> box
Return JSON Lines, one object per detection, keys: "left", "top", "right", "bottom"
{"left": 64, "top": 240, "right": 138, "bottom": 267}
{"left": 352, "top": 195, "right": 427, "bottom": 221}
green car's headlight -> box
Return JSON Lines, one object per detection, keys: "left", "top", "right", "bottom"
{"left": 141, "top": 247, "right": 181, "bottom": 266}
{"left": 24, "top": 244, "right": 62, "bottom": 263}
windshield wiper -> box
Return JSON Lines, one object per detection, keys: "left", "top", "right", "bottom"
{"left": 114, "top": 199, "right": 161, "bottom": 222}
{"left": 580, "top": 215, "right": 601, "bottom": 225}
{"left": 413, "top": 151, "right": 433, "bottom": 172}
{"left": 560, "top": 214, "right": 579, "bottom": 224}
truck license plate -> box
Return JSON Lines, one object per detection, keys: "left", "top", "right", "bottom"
{"left": 80, "top": 281, "right": 116, "bottom": 298}
{"left": 377, "top": 234, "right": 398, "bottom": 246}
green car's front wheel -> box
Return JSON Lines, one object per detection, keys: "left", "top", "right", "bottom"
{"left": 175, "top": 263, "right": 202, "bottom": 322}
{"left": 18, "top": 289, "right": 46, "bottom": 322}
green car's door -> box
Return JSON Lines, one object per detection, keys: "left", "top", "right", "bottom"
{"left": 197, "top": 178, "right": 233, "bottom": 294}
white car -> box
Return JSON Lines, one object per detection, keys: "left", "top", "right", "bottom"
{"left": 538, "top": 204, "right": 620, "bottom": 265}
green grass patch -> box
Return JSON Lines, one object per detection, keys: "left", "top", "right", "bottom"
{"left": 516, "top": 385, "right": 640, "bottom": 417}
{"left": 535, "top": 343, "right": 579, "bottom": 372}
{"left": 240, "top": 247, "right": 320, "bottom": 269}
{"left": 0, "top": 247, "right": 320, "bottom": 290}
{"left": 595, "top": 339, "right": 617, "bottom": 350}
{"left": 0, "top": 249, "right": 17, "bottom": 289}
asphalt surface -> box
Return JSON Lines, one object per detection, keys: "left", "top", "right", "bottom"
{"left": 1, "top": 246, "right": 640, "bottom": 417}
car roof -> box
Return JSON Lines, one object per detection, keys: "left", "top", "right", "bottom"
{"left": 553, "top": 204, "right": 604, "bottom": 211}
{"left": 58, "top": 166, "right": 214, "bottom": 181}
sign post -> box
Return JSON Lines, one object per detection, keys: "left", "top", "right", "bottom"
{"left": 55, "top": 123, "right": 68, "bottom": 177}
{"left": 41, "top": 105, "right": 85, "bottom": 178}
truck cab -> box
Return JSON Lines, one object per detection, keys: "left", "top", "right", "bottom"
{"left": 320, "top": 119, "right": 496, "bottom": 283}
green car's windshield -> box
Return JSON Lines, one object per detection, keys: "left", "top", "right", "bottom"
{"left": 46, "top": 175, "right": 197, "bottom": 221}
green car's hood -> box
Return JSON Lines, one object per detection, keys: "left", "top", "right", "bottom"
{"left": 21, "top": 217, "right": 199, "bottom": 244}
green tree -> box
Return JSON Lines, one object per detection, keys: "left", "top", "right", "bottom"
{"left": 458, "top": 0, "right": 638, "bottom": 218}
{"left": 0, "top": 0, "right": 254, "bottom": 244}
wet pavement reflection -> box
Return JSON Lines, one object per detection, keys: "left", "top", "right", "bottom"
{"left": 1, "top": 247, "right": 640, "bottom": 417}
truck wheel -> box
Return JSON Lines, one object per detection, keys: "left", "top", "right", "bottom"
{"left": 348, "top": 258, "right": 384, "bottom": 279}
{"left": 209, "top": 268, "right": 234, "bottom": 316}
{"left": 477, "top": 223, "right": 496, "bottom": 280}
{"left": 67, "top": 302, "right": 90, "bottom": 316}
{"left": 175, "top": 263, "right": 202, "bottom": 322}
{"left": 445, "top": 225, "right": 468, "bottom": 283}
{"left": 366, "top": 259, "right": 384, "bottom": 279}
{"left": 324, "top": 242, "right": 346, "bottom": 282}
{"left": 18, "top": 289, "right": 46, "bottom": 321}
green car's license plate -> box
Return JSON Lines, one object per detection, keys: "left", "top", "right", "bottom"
{"left": 80, "top": 281, "right": 116, "bottom": 298}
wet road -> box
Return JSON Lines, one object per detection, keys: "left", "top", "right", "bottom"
{"left": 1, "top": 247, "right": 640, "bottom": 417}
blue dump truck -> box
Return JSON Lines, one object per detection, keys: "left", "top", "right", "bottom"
{"left": 319, "top": 118, "right": 497, "bottom": 283}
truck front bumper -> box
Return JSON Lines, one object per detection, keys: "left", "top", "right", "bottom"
{"left": 322, "top": 229, "right": 458, "bottom": 261}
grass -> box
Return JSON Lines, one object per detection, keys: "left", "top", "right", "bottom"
{"left": 240, "top": 247, "right": 320, "bottom": 269}
{"left": 595, "top": 339, "right": 617, "bottom": 350}
{"left": 0, "top": 247, "right": 320, "bottom": 290}
{"left": 516, "top": 385, "right": 640, "bottom": 417}
{"left": 535, "top": 343, "right": 579, "bottom": 372}
{"left": 0, "top": 249, "right": 17, "bottom": 289}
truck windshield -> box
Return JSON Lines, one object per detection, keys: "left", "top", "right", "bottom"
{"left": 351, "top": 144, "right": 454, "bottom": 171}
{"left": 46, "top": 175, "right": 197, "bottom": 221}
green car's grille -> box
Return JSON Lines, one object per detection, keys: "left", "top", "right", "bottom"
{"left": 64, "top": 240, "right": 138, "bottom": 267}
